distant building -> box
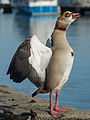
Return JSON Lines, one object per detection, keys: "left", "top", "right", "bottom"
{"left": 58, "top": 0, "right": 90, "bottom": 14}
{"left": 72, "top": 0, "right": 90, "bottom": 4}
{"left": 58, "top": 0, "right": 72, "bottom": 6}
{"left": 58, "top": 0, "right": 90, "bottom": 7}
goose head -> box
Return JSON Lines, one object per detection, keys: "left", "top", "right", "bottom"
{"left": 54, "top": 11, "right": 80, "bottom": 31}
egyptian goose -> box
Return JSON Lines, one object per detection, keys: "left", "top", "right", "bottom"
{"left": 7, "top": 11, "right": 80, "bottom": 116}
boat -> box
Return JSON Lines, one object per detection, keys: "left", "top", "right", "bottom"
{"left": 0, "top": 0, "right": 10, "bottom": 5}
{"left": 12, "top": 0, "right": 60, "bottom": 15}
{"left": 0, "top": 0, "right": 12, "bottom": 13}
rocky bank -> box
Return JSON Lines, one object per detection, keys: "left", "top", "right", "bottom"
{"left": 0, "top": 85, "right": 90, "bottom": 120}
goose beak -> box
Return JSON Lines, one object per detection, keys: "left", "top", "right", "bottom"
{"left": 72, "top": 13, "right": 80, "bottom": 19}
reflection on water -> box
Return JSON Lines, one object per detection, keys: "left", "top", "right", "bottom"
{"left": 14, "top": 14, "right": 30, "bottom": 40}
{"left": 0, "top": 12, "right": 90, "bottom": 110}
{"left": 29, "top": 16, "right": 56, "bottom": 44}
{"left": 14, "top": 15, "right": 57, "bottom": 44}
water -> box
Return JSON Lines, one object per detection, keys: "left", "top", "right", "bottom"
{"left": 0, "top": 11, "right": 90, "bottom": 110}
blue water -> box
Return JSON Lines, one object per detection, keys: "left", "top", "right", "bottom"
{"left": 0, "top": 11, "right": 90, "bottom": 110}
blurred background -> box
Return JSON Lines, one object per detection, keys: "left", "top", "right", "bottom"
{"left": 0, "top": 0, "right": 90, "bottom": 110}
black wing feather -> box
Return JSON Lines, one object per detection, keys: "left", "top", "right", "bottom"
{"left": 7, "top": 38, "right": 31, "bottom": 83}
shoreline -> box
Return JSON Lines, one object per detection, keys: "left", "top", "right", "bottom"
{"left": 0, "top": 85, "right": 90, "bottom": 120}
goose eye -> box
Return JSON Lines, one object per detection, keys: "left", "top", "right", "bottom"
{"left": 65, "top": 13, "right": 70, "bottom": 17}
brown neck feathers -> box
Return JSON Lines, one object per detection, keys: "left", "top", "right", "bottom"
{"left": 54, "top": 17, "right": 68, "bottom": 31}
{"left": 54, "top": 27, "right": 66, "bottom": 31}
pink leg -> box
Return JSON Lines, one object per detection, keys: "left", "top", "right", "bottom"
{"left": 50, "top": 91, "right": 58, "bottom": 117}
{"left": 54, "top": 89, "right": 66, "bottom": 112}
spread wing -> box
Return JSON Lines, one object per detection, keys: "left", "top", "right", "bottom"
{"left": 7, "top": 35, "right": 52, "bottom": 88}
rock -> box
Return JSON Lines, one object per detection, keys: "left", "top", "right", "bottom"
{"left": 0, "top": 85, "right": 90, "bottom": 120}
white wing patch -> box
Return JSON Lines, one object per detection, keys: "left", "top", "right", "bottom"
{"left": 29, "top": 35, "right": 52, "bottom": 82}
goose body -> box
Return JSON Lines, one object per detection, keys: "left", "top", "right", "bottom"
{"left": 44, "top": 30, "right": 74, "bottom": 91}
{"left": 7, "top": 11, "right": 80, "bottom": 116}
